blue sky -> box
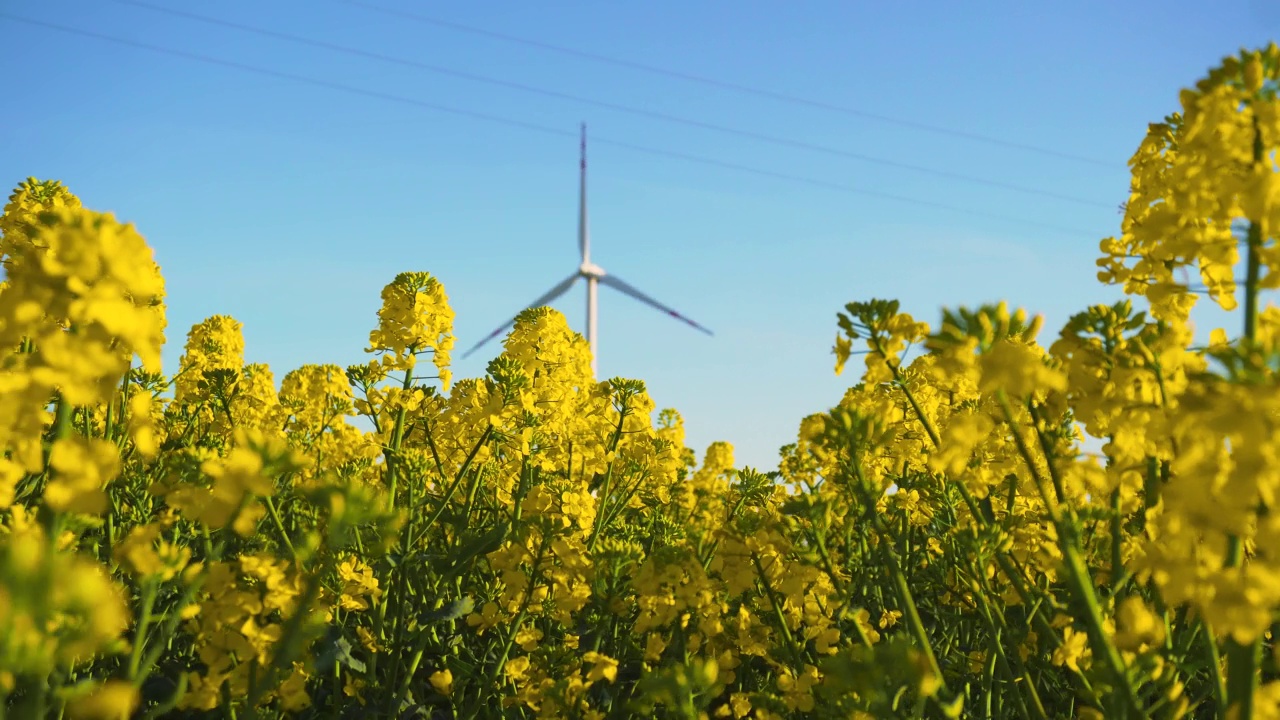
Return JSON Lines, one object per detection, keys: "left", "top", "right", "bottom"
{"left": 3, "top": 0, "right": 1278, "bottom": 471}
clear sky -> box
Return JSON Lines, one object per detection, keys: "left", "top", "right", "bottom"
{"left": 4, "top": 0, "right": 1278, "bottom": 471}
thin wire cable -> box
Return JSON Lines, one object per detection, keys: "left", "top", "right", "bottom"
{"left": 104, "top": 0, "right": 1114, "bottom": 210}
{"left": 336, "top": 0, "right": 1116, "bottom": 169}
{"left": 0, "top": 12, "right": 1104, "bottom": 238}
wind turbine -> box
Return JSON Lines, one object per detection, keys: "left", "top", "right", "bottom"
{"left": 462, "top": 123, "right": 713, "bottom": 377}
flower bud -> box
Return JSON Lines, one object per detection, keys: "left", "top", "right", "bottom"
{"left": 1245, "top": 52, "right": 1264, "bottom": 94}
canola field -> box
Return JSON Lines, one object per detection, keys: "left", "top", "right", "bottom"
{"left": 1, "top": 46, "right": 1280, "bottom": 720}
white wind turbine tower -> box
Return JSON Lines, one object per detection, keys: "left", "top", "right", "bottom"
{"left": 463, "top": 123, "right": 713, "bottom": 376}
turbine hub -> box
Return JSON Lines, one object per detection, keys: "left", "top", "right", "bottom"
{"left": 579, "top": 262, "right": 606, "bottom": 278}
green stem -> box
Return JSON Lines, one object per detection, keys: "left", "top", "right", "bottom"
{"left": 751, "top": 551, "right": 806, "bottom": 670}
{"left": 416, "top": 427, "right": 494, "bottom": 543}
{"left": 386, "top": 476, "right": 421, "bottom": 700}
{"left": 969, "top": 556, "right": 1049, "bottom": 720}
{"left": 384, "top": 364, "right": 417, "bottom": 510}
{"left": 1200, "top": 619, "right": 1228, "bottom": 718}
{"left": 1226, "top": 638, "right": 1261, "bottom": 720}
{"left": 372, "top": 424, "right": 493, "bottom": 683}
{"left": 588, "top": 401, "right": 630, "bottom": 551}
{"left": 1109, "top": 489, "right": 1125, "bottom": 592}
{"left": 127, "top": 580, "right": 159, "bottom": 679}
{"left": 49, "top": 387, "right": 74, "bottom": 443}
{"left": 390, "top": 629, "right": 433, "bottom": 714}
{"left": 895, "top": 372, "right": 1079, "bottom": 669}
{"left": 264, "top": 496, "right": 298, "bottom": 561}
{"left": 103, "top": 396, "right": 114, "bottom": 443}
{"left": 1223, "top": 114, "right": 1265, "bottom": 715}
{"left": 135, "top": 553, "right": 216, "bottom": 685}
{"left": 243, "top": 570, "right": 324, "bottom": 710}
{"left": 464, "top": 535, "right": 549, "bottom": 720}
{"left": 998, "top": 393, "right": 1145, "bottom": 718}
{"left": 1225, "top": 121, "right": 1264, "bottom": 568}
{"left": 848, "top": 462, "right": 949, "bottom": 700}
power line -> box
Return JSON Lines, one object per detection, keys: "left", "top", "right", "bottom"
{"left": 0, "top": 12, "right": 1104, "bottom": 238}
{"left": 103, "top": 0, "right": 1113, "bottom": 210}
{"left": 336, "top": 0, "right": 1116, "bottom": 169}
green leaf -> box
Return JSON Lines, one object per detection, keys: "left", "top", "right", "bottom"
{"left": 445, "top": 522, "right": 509, "bottom": 578}
{"left": 420, "top": 596, "right": 475, "bottom": 625}
{"left": 314, "top": 630, "right": 367, "bottom": 674}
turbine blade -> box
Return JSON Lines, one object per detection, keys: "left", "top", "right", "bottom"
{"left": 598, "top": 274, "right": 714, "bottom": 336}
{"left": 462, "top": 274, "right": 580, "bottom": 358}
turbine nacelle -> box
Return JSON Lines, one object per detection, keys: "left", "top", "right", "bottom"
{"left": 578, "top": 261, "right": 606, "bottom": 278}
